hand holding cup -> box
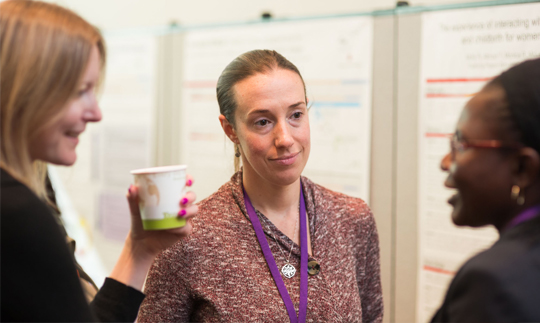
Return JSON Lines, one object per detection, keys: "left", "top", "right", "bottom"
{"left": 127, "top": 166, "right": 198, "bottom": 256}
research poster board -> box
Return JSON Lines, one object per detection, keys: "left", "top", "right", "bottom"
{"left": 181, "top": 17, "right": 373, "bottom": 202}
{"left": 417, "top": 3, "right": 540, "bottom": 322}
{"left": 96, "top": 34, "right": 157, "bottom": 241}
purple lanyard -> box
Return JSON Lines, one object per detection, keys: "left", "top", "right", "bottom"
{"left": 243, "top": 184, "right": 308, "bottom": 323}
{"left": 504, "top": 205, "right": 540, "bottom": 232}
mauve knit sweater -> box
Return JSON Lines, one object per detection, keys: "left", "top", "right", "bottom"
{"left": 138, "top": 171, "right": 383, "bottom": 322}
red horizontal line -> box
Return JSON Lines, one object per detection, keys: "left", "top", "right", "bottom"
{"left": 426, "top": 77, "right": 493, "bottom": 83}
{"left": 425, "top": 132, "right": 452, "bottom": 138}
{"left": 423, "top": 265, "right": 456, "bottom": 275}
{"left": 426, "top": 93, "right": 475, "bottom": 98}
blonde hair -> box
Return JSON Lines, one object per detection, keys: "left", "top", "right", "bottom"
{"left": 0, "top": 0, "right": 105, "bottom": 201}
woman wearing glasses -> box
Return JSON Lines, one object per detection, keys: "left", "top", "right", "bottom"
{"left": 432, "top": 57, "right": 540, "bottom": 322}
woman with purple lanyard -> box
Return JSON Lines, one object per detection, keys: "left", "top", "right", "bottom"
{"left": 138, "top": 50, "right": 383, "bottom": 322}
{"left": 432, "top": 57, "right": 540, "bottom": 322}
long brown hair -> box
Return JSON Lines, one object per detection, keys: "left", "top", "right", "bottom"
{"left": 0, "top": 0, "right": 106, "bottom": 200}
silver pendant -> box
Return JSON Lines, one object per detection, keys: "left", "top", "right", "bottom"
{"left": 281, "top": 263, "right": 296, "bottom": 278}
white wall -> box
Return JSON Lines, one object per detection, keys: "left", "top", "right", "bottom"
{"left": 47, "top": 0, "right": 492, "bottom": 30}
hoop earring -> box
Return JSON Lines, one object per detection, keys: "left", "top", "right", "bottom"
{"left": 235, "top": 144, "right": 241, "bottom": 158}
{"left": 511, "top": 185, "right": 525, "bottom": 206}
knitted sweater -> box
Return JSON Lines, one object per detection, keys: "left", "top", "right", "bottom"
{"left": 138, "top": 171, "right": 383, "bottom": 322}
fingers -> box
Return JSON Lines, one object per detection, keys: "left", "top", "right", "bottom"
{"left": 186, "top": 174, "right": 194, "bottom": 187}
{"left": 178, "top": 204, "right": 198, "bottom": 219}
{"left": 179, "top": 191, "right": 197, "bottom": 207}
{"left": 179, "top": 191, "right": 197, "bottom": 219}
{"left": 127, "top": 185, "right": 140, "bottom": 219}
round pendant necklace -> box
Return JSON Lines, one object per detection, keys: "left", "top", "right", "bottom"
{"left": 263, "top": 210, "right": 299, "bottom": 279}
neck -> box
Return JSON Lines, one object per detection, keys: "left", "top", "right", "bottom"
{"left": 497, "top": 201, "right": 540, "bottom": 233}
{"left": 496, "top": 184, "right": 540, "bottom": 233}
{"left": 242, "top": 167, "right": 301, "bottom": 220}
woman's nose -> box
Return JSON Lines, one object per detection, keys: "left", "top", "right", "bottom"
{"left": 83, "top": 96, "right": 102, "bottom": 122}
{"left": 274, "top": 121, "right": 294, "bottom": 148}
{"left": 440, "top": 151, "right": 452, "bottom": 171}
{"left": 91, "top": 104, "right": 103, "bottom": 122}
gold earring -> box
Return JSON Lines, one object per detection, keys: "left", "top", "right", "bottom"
{"left": 235, "top": 144, "right": 241, "bottom": 158}
{"left": 511, "top": 185, "right": 525, "bottom": 205}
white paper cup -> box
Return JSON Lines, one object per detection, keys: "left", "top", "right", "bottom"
{"left": 131, "top": 165, "right": 187, "bottom": 230}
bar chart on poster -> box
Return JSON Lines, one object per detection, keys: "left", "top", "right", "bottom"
{"left": 181, "top": 16, "right": 374, "bottom": 201}
{"left": 417, "top": 3, "right": 540, "bottom": 322}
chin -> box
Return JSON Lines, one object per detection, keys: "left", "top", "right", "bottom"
{"left": 451, "top": 213, "right": 467, "bottom": 226}
{"left": 50, "top": 153, "right": 77, "bottom": 166}
{"left": 450, "top": 204, "right": 468, "bottom": 227}
{"left": 451, "top": 209, "right": 485, "bottom": 228}
{"left": 270, "top": 168, "right": 303, "bottom": 186}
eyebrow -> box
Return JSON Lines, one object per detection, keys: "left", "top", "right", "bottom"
{"left": 289, "top": 101, "right": 306, "bottom": 108}
{"left": 247, "top": 109, "right": 271, "bottom": 116}
{"left": 247, "top": 101, "right": 306, "bottom": 116}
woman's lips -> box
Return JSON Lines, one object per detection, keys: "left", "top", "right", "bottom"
{"left": 66, "top": 131, "right": 81, "bottom": 145}
{"left": 270, "top": 151, "right": 300, "bottom": 166}
{"left": 67, "top": 136, "right": 79, "bottom": 145}
{"left": 448, "top": 193, "right": 459, "bottom": 206}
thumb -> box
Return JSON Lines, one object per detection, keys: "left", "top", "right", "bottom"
{"left": 127, "top": 184, "right": 141, "bottom": 220}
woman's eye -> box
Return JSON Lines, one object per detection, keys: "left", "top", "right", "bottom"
{"left": 256, "top": 119, "right": 269, "bottom": 126}
{"left": 77, "top": 87, "right": 89, "bottom": 97}
{"left": 292, "top": 112, "right": 303, "bottom": 119}
{"left": 77, "top": 84, "right": 94, "bottom": 97}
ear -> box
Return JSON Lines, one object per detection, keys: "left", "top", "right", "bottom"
{"left": 512, "top": 147, "right": 540, "bottom": 189}
{"left": 219, "top": 115, "right": 238, "bottom": 143}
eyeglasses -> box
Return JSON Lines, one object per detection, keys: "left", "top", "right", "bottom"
{"left": 450, "top": 134, "right": 522, "bottom": 157}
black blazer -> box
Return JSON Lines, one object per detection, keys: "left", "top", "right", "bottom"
{"left": 431, "top": 215, "right": 540, "bottom": 323}
{"left": 0, "top": 168, "right": 144, "bottom": 322}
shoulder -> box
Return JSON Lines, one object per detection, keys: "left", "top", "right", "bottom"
{"left": 1, "top": 169, "right": 71, "bottom": 268}
{"left": 2, "top": 168, "right": 40, "bottom": 205}
{"left": 1, "top": 169, "right": 93, "bottom": 322}
{"left": 152, "top": 179, "right": 249, "bottom": 267}
{"left": 196, "top": 180, "right": 238, "bottom": 216}
{"left": 1, "top": 168, "right": 53, "bottom": 228}
{"left": 459, "top": 232, "right": 540, "bottom": 280}
{"left": 194, "top": 179, "right": 247, "bottom": 232}
{"left": 302, "top": 176, "right": 373, "bottom": 224}
{"left": 440, "top": 235, "right": 540, "bottom": 321}
{"left": 1, "top": 168, "right": 66, "bottom": 251}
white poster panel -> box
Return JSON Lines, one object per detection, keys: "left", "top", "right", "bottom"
{"left": 94, "top": 35, "right": 157, "bottom": 246}
{"left": 182, "top": 17, "right": 373, "bottom": 202}
{"left": 417, "top": 3, "right": 540, "bottom": 322}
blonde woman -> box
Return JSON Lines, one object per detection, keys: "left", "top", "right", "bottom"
{"left": 0, "top": 1, "right": 198, "bottom": 321}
